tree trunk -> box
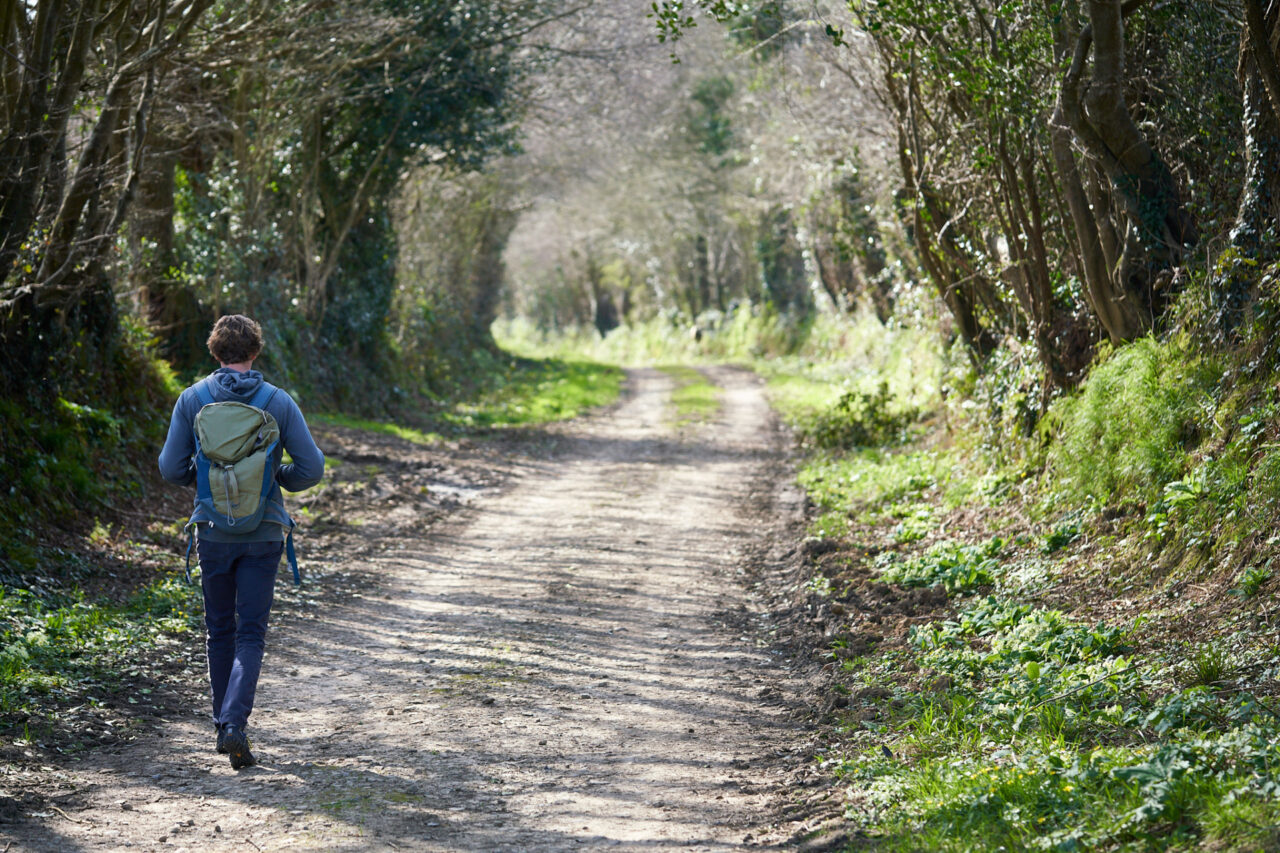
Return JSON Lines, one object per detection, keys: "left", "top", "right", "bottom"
{"left": 892, "top": 117, "right": 995, "bottom": 359}
{"left": 1237, "top": 3, "right": 1280, "bottom": 245}
{"left": 812, "top": 238, "right": 845, "bottom": 310}
{"left": 1216, "top": 4, "right": 1280, "bottom": 326}
{"left": 1050, "top": 1, "right": 1171, "bottom": 342}
{"left": 694, "top": 233, "right": 711, "bottom": 316}
{"left": 130, "top": 142, "right": 207, "bottom": 367}
{"left": 470, "top": 207, "right": 516, "bottom": 346}
{"left": 997, "top": 133, "right": 1069, "bottom": 388}
{"left": 1054, "top": 0, "right": 1198, "bottom": 340}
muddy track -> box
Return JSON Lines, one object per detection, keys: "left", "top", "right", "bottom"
{"left": 3, "top": 366, "right": 827, "bottom": 852}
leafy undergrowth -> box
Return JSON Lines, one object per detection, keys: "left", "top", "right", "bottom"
{"left": 0, "top": 522, "right": 208, "bottom": 764}
{"left": 779, "top": 342, "right": 1280, "bottom": 851}
{"left": 0, "top": 325, "right": 209, "bottom": 760}
{"left": 658, "top": 365, "right": 721, "bottom": 426}
{"left": 0, "top": 572, "right": 200, "bottom": 719}
{"left": 797, "top": 383, "right": 919, "bottom": 450}
{"left": 875, "top": 538, "right": 1004, "bottom": 593}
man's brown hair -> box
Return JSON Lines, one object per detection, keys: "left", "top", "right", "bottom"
{"left": 207, "top": 314, "right": 264, "bottom": 365}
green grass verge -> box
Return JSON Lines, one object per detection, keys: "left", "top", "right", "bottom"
{"left": 658, "top": 365, "right": 721, "bottom": 426}
{"left": 443, "top": 357, "right": 621, "bottom": 429}
{"left": 309, "top": 413, "right": 445, "bottom": 445}
{"left": 312, "top": 356, "right": 622, "bottom": 441}
{"left": 753, "top": 326, "right": 939, "bottom": 455}
{"left": 798, "top": 447, "right": 988, "bottom": 541}
{"left": 494, "top": 303, "right": 946, "bottom": 395}
{"left": 1044, "top": 336, "right": 1223, "bottom": 507}
{"left": 761, "top": 370, "right": 845, "bottom": 428}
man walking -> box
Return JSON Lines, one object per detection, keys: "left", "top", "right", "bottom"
{"left": 158, "top": 314, "right": 324, "bottom": 769}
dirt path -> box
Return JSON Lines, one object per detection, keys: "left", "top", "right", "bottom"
{"left": 4, "top": 366, "right": 821, "bottom": 852}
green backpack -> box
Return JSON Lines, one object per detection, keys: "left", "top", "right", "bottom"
{"left": 184, "top": 378, "right": 300, "bottom": 584}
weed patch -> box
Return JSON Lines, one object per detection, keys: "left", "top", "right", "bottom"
{"left": 780, "top": 330, "right": 1280, "bottom": 851}
{"left": 1231, "top": 563, "right": 1272, "bottom": 599}
{"left": 658, "top": 365, "right": 720, "bottom": 425}
{"left": 832, "top": 590, "right": 1280, "bottom": 851}
{"left": 876, "top": 539, "right": 1002, "bottom": 593}
{"left": 798, "top": 448, "right": 966, "bottom": 532}
{"left": 794, "top": 382, "right": 917, "bottom": 450}
{"left": 0, "top": 575, "right": 200, "bottom": 719}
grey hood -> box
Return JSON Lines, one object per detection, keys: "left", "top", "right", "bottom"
{"left": 209, "top": 368, "right": 265, "bottom": 400}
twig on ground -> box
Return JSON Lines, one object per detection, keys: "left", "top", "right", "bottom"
{"left": 246, "top": 839, "right": 263, "bottom": 852}
{"left": 49, "top": 805, "right": 83, "bottom": 824}
{"left": 1226, "top": 813, "right": 1280, "bottom": 834}
{"left": 1031, "top": 663, "right": 1144, "bottom": 710}
{"left": 1251, "top": 694, "right": 1280, "bottom": 723}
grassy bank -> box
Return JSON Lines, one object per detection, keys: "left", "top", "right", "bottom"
{"left": 770, "top": 333, "right": 1280, "bottom": 851}
{"left": 313, "top": 356, "right": 622, "bottom": 441}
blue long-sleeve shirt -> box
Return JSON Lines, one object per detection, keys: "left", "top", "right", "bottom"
{"left": 159, "top": 368, "right": 325, "bottom": 542}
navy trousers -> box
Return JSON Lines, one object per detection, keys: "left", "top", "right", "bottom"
{"left": 196, "top": 539, "right": 282, "bottom": 730}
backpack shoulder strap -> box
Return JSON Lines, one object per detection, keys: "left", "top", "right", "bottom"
{"left": 248, "top": 382, "right": 278, "bottom": 411}
{"left": 193, "top": 377, "right": 217, "bottom": 408}
{"left": 285, "top": 528, "right": 300, "bottom": 586}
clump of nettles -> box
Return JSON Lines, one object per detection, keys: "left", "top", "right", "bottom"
{"left": 801, "top": 382, "right": 916, "bottom": 449}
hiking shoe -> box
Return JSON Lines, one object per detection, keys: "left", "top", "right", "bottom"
{"left": 221, "top": 725, "right": 255, "bottom": 770}
{"left": 215, "top": 724, "right": 228, "bottom": 755}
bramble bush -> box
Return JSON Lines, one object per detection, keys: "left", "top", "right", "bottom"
{"left": 797, "top": 381, "right": 917, "bottom": 450}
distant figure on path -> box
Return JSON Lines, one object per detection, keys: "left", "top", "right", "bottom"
{"left": 158, "top": 314, "right": 324, "bottom": 769}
